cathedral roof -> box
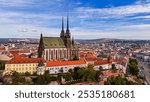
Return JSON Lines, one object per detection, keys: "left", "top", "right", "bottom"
{"left": 42, "top": 37, "right": 66, "bottom": 48}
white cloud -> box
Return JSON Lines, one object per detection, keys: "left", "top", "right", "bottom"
{"left": 121, "top": 24, "right": 150, "bottom": 30}
{"left": 76, "top": 3, "right": 150, "bottom": 19}
{"left": 0, "top": 10, "right": 62, "bottom": 26}
{"left": 136, "top": 0, "right": 150, "bottom": 4}
{"left": 0, "top": 10, "right": 61, "bottom": 19}
{"left": 0, "top": 24, "right": 61, "bottom": 38}
{"left": 1, "top": 0, "right": 150, "bottom": 39}
{"left": 0, "top": 0, "right": 33, "bottom": 6}
{"left": 133, "top": 15, "right": 150, "bottom": 19}
{"left": 71, "top": 29, "right": 150, "bottom": 40}
{"left": 0, "top": 0, "right": 67, "bottom": 7}
{"left": 1, "top": 22, "right": 150, "bottom": 40}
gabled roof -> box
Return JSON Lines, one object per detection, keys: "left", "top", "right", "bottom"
{"left": 94, "top": 60, "right": 111, "bottom": 65}
{"left": 0, "top": 54, "right": 11, "bottom": 61}
{"left": 46, "top": 60, "right": 86, "bottom": 67}
{"left": 0, "top": 47, "right": 6, "bottom": 51}
{"left": 6, "top": 56, "right": 44, "bottom": 64}
{"left": 42, "top": 37, "right": 66, "bottom": 48}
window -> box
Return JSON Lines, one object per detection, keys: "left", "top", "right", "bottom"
{"left": 46, "top": 50, "right": 48, "bottom": 60}
{"left": 51, "top": 50, "right": 53, "bottom": 59}
{"left": 56, "top": 50, "right": 58, "bottom": 59}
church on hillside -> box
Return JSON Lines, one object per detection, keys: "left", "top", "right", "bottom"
{"left": 38, "top": 16, "right": 78, "bottom": 61}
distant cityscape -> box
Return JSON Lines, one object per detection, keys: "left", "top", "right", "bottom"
{"left": 0, "top": 36, "right": 150, "bottom": 85}
{"left": 0, "top": 17, "right": 150, "bottom": 85}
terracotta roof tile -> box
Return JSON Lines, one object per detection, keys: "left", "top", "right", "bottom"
{"left": 6, "top": 56, "right": 44, "bottom": 64}
{"left": 0, "top": 47, "right": 6, "bottom": 51}
{"left": 46, "top": 60, "right": 86, "bottom": 67}
{"left": 94, "top": 60, "right": 110, "bottom": 65}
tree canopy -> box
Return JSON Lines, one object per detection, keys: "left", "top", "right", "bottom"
{"left": 129, "top": 58, "right": 139, "bottom": 76}
{"left": 104, "top": 76, "right": 138, "bottom": 85}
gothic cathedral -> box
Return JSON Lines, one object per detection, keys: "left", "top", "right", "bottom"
{"left": 38, "top": 16, "right": 78, "bottom": 61}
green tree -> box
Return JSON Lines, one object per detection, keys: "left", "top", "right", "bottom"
{"left": 24, "top": 72, "right": 31, "bottom": 76}
{"left": 58, "top": 73, "right": 72, "bottom": 81}
{"left": 11, "top": 71, "right": 30, "bottom": 85}
{"left": 112, "top": 64, "right": 117, "bottom": 72}
{"left": 73, "top": 67, "right": 80, "bottom": 80}
{"left": 0, "top": 63, "right": 5, "bottom": 70}
{"left": 77, "top": 66, "right": 96, "bottom": 82}
{"left": 95, "top": 66, "right": 104, "bottom": 81}
{"left": 35, "top": 71, "right": 52, "bottom": 85}
{"left": 72, "top": 54, "right": 79, "bottom": 60}
{"left": 129, "top": 58, "right": 139, "bottom": 76}
{"left": 36, "top": 75, "right": 45, "bottom": 85}
{"left": 68, "top": 69, "right": 73, "bottom": 74}
{"left": 104, "top": 76, "right": 138, "bottom": 85}
{"left": 95, "top": 71, "right": 100, "bottom": 81}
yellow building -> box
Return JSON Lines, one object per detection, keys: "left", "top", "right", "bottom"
{"left": 5, "top": 56, "right": 44, "bottom": 75}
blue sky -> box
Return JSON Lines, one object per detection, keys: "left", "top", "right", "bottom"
{"left": 1, "top": 0, "right": 150, "bottom": 39}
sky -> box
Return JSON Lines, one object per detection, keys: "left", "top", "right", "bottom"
{"left": 1, "top": 0, "right": 150, "bottom": 39}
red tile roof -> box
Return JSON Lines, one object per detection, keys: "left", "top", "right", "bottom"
{"left": 19, "top": 50, "right": 30, "bottom": 53}
{"left": 9, "top": 51, "right": 19, "bottom": 55}
{"left": 6, "top": 56, "right": 44, "bottom": 64}
{"left": 0, "top": 47, "right": 6, "bottom": 51}
{"left": 46, "top": 60, "right": 86, "bottom": 67}
{"left": 85, "top": 57, "right": 104, "bottom": 61}
{"left": 79, "top": 51, "right": 96, "bottom": 59}
{"left": 9, "top": 49, "right": 31, "bottom": 56}
{"left": 94, "top": 59, "right": 111, "bottom": 65}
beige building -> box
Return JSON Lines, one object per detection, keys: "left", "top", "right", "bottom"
{"left": 4, "top": 56, "right": 44, "bottom": 75}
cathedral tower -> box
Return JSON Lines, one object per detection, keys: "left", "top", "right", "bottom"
{"left": 38, "top": 33, "right": 44, "bottom": 58}
{"left": 64, "top": 16, "right": 71, "bottom": 48}
{"left": 60, "top": 17, "right": 65, "bottom": 39}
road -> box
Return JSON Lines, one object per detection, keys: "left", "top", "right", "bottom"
{"left": 138, "top": 60, "right": 150, "bottom": 85}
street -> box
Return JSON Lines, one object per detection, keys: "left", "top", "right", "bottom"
{"left": 138, "top": 60, "right": 150, "bottom": 85}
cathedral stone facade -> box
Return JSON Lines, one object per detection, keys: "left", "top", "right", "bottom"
{"left": 38, "top": 16, "right": 78, "bottom": 61}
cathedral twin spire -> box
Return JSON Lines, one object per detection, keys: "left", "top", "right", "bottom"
{"left": 60, "top": 16, "right": 71, "bottom": 38}
{"left": 60, "top": 17, "right": 65, "bottom": 38}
